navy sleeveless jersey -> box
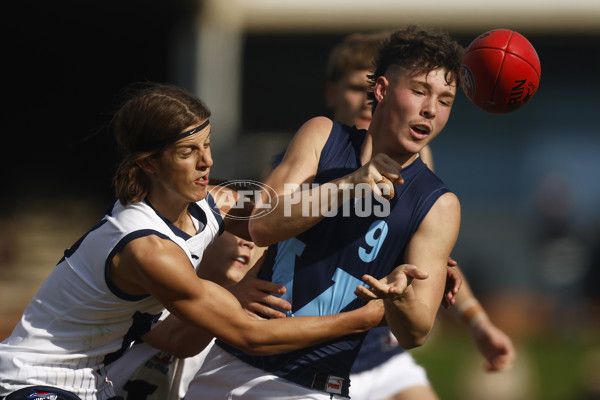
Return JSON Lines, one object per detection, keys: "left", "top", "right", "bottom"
{"left": 217, "top": 121, "right": 450, "bottom": 397}
{"left": 350, "top": 326, "right": 403, "bottom": 374}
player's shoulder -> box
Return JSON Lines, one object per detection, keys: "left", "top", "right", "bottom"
{"left": 117, "top": 234, "right": 188, "bottom": 278}
{"left": 295, "top": 116, "right": 334, "bottom": 141}
{"left": 125, "top": 234, "right": 177, "bottom": 259}
{"left": 284, "top": 116, "right": 335, "bottom": 162}
{"left": 429, "top": 191, "right": 461, "bottom": 220}
{"left": 300, "top": 115, "right": 334, "bottom": 130}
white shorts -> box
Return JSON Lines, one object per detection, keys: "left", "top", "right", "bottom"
{"left": 184, "top": 344, "right": 348, "bottom": 400}
{"left": 349, "top": 352, "right": 430, "bottom": 400}
{"left": 106, "top": 340, "right": 215, "bottom": 400}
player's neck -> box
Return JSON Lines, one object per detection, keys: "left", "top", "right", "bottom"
{"left": 360, "top": 132, "right": 419, "bottom": 168}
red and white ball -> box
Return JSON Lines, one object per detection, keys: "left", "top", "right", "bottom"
{"left": 460, "top": 29, "right": 541, "bottom": 114}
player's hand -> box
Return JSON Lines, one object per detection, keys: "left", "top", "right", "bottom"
{"left": 470, "top": 317, "right": 516, "bottom": 372}
{"left": 442, "top": 257, "right": 461, "bottom": 309}
{"left": 354, "top": 264, "right": 428, "bottom": 302}
{"left": 347, "top": 153, "right": 404, "bottom": 199}
{"left": 228, "top": 252, "right": 291, "bottom": 319}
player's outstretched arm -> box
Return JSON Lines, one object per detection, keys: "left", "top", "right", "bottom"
{"left": 114, "top": 235, "right": 384, "bottom": 357}
{"left": 452, "top": 266, "right": 516, "bottom": 371}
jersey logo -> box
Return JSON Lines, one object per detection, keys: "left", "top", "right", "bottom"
{"left": 272, "top": 237, "right": 367, "bottom": 317}
{"left": 272, "top": 237, "right": 305, "bottom": 316}
{"left": 294, "top": 267, "right": 363, "bottom": 316}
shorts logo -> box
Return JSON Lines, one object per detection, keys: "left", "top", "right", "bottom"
{"left": 326, "top": 376, "right": 343, "bottom": 394}
{"left": 26, "top": 394, "right": 58, "bottom": 400}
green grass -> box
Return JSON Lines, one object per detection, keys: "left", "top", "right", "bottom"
{"left": 409, "top": 327, "right": 598, "bottom": 400}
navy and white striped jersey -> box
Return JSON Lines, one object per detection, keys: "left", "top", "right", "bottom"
{"left": 0, "top": 196, "right": 223, "bottom": 400}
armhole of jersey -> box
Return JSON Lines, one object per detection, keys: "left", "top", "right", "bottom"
{"left": 316, "top": 120, "right": 340, "bottom": 173}
{"left": 205, "top": 193, "right": 225, "bottom": 236}
{"left": 104, "top": 229, "right": 173, "bottom": 301}
{"left": 413, "top": 187, "right": 451, "bottom": 234}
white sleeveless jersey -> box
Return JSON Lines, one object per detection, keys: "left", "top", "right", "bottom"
{"left": 0, "top": 196, "right": 223, "bottom": 399}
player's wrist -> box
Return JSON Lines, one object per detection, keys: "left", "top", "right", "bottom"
{"left": 457, "top": 298, "right": 488, "bottom": 327}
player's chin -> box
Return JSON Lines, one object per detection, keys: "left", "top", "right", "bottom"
{"left": 355, "top": 117, "right": 371, "bottom": 130}
{"left": 191, "top": 188, "right": 208, "bottom": 202}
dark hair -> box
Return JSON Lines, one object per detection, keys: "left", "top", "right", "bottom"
{"left": 326, "top": 32, "right": 389, "bottom": 83}
{"left": 367, "top": 25, "right": 464, "bottom": 112}
{"left": 111, "top": 82, "right": 211, "bottom": 204}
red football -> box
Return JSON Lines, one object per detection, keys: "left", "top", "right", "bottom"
{"left": 460, "top": 29, "right": 541, "bottom": 113}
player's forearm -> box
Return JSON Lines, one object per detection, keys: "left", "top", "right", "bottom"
{"left": 142, "top": 315, "right": 215, "bottom": 358}
{"left": 175, "top": 280, "right": 382, "bottom": 356}
{"left": 451, "top": 266, "right": 489, "bottom": 328}
{"left": 249, "top": 195, "right": 324, "bottom": 247}
{"left": 240, "top": 300, "right": 384, "bottom": 355}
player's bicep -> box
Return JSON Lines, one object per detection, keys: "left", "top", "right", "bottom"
{"left": 115, "top": 236, "right": 201, "bottom": 307}
{"left": 404, "top": 192, "right": 461, "bottom": 308}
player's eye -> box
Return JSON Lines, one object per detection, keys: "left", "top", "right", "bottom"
{"left": 178, "top": 148, "right": 194, "bottom": 157}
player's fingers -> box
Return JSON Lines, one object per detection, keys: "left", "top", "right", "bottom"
{"left": 386, "top": 173, "right": 404, "bottom": 185}
{"left": 259, "top": 293, "right": 292, "bottom": 311}
{"left": 354, "top": 285, "right": 378, "bottom": 301}
{"left": 491, "top": 354, "right": 514, "bottom": 372}
{"left": 376, "top": 176, "right": 395, "bottom": 200}
{"left": 441, "top": 291, "right": 455, "bottom": 309}
{"left": 361, "top": 274, "right": 390, "bottom": 294}
{"left": 251, "top": 279, "right": 287, "bottom": 296}
{"left": 369, "top": 154, "right": 403, "bottom": 184}
{"left": 442, "top": 296, "right": 451, "bottom": 309}
{"left": 404, "top": 265, "right": 429, "bottom": 280}
{"left": 354, "top": 291, "right": 372, "bottom": 302}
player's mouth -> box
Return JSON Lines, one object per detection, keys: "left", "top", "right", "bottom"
{"left": 232, "top": 255, "right": 250, "bottom": 266}
{"left": 195, "top": 174, "right": 209, "bottom": 185}
{"left": 410, "top": 124, "right": 431, "bottom": 140}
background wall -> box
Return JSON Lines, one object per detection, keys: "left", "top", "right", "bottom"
{"left": 3, "top": 1, "right": 600, "bottom": 399}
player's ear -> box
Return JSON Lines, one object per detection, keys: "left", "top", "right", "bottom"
{"left": 136, "top": 157, "right": 157, "bottom": 174}
{"left": 374, "top": 76, "right": 388, "bottom": 103}
{"left": 324, "top": 82, "right": 337, "bottom": 109}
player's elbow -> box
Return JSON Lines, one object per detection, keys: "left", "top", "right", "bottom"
{"left": 248, "top": 218, "right": 276, "bottom": 247}
{"left": 391, "top": 322, "right": 432, "bottom": 349}
{"left": 398, "top": 335, "right": 428, "bottom": 350}
{"left": 396, "top": 331, "right": 430, "bottom": 350}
